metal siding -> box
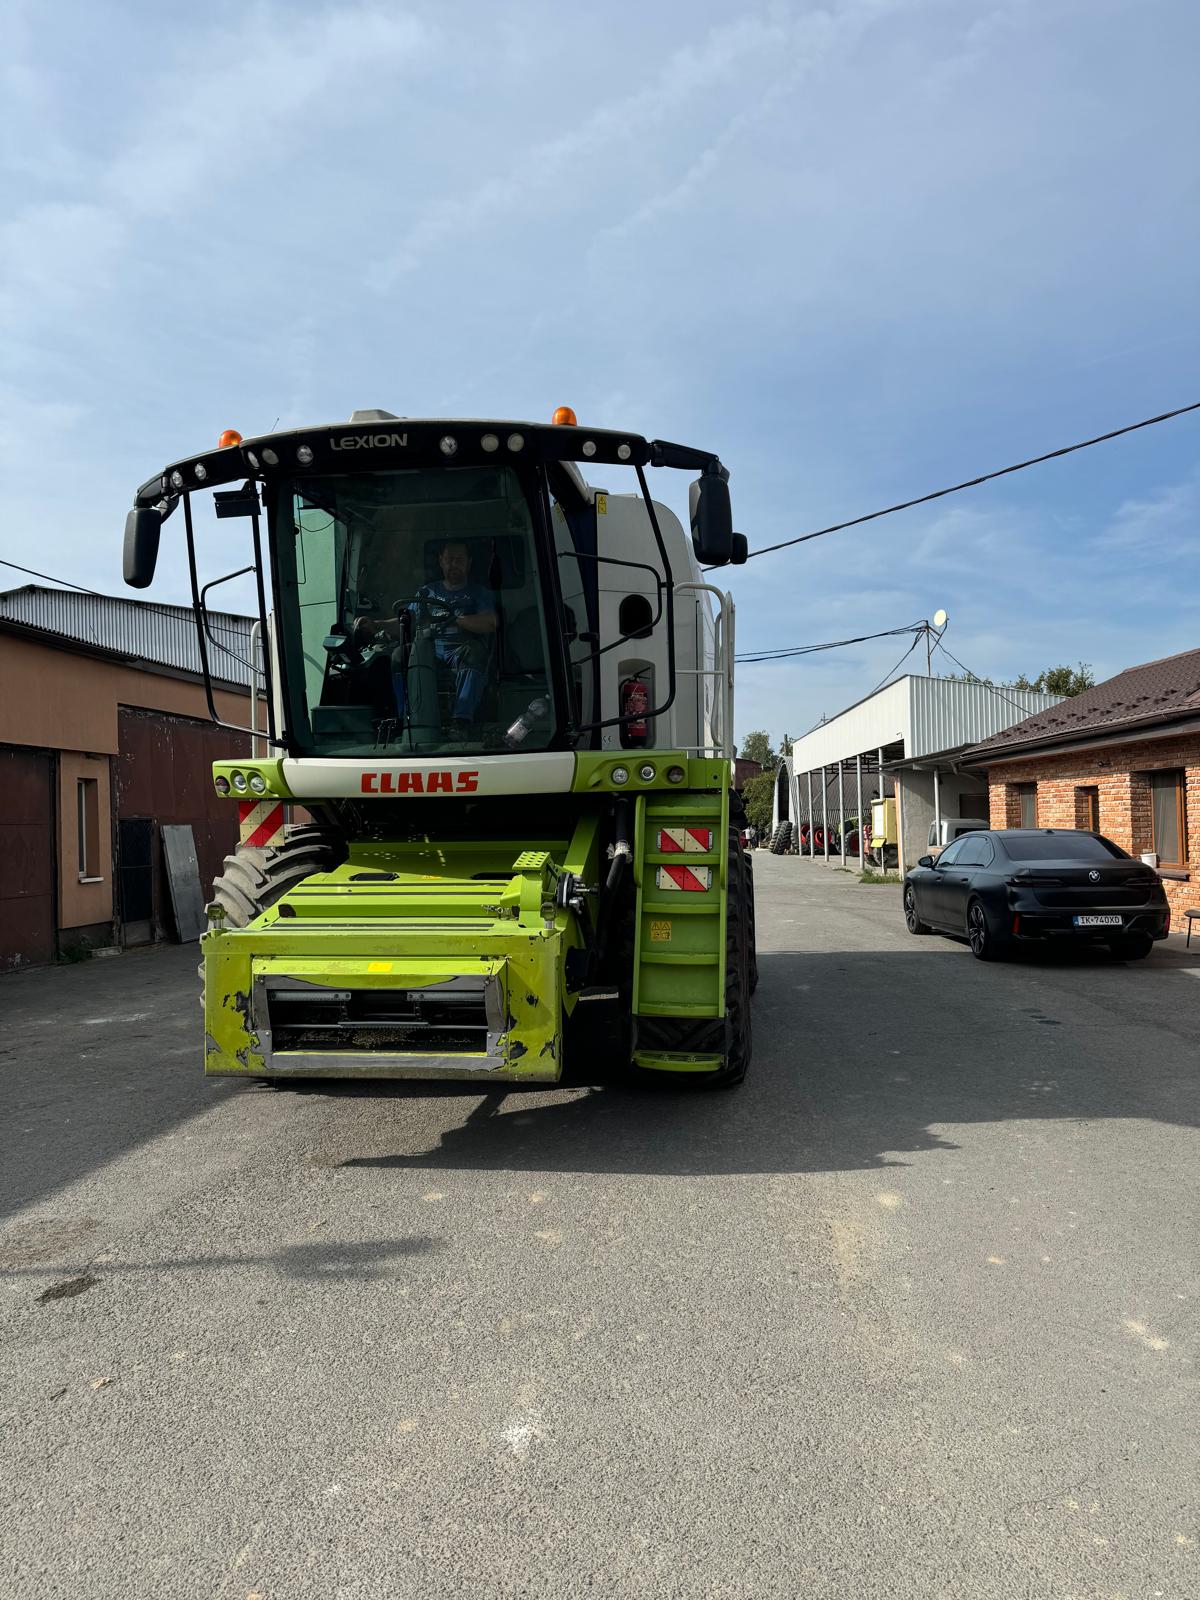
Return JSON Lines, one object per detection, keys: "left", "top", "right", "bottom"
{"left": 786, "top": 676, "right": 1065, "bottom": 773}
{"left": 786, "top": 679, "right": 911, "bottom": 772}
{"left": 0, "top": 587, "right": 256, "bottom": 688}
{"left": 906, "top": 677, "right": 1063, "bottom": 760}
{"left": 115, "top": 709, "right": 245, "bottom": 940}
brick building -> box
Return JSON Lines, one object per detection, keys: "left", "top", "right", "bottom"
{"left": 962, "top": 647, "right": 1200, "bottom": 923}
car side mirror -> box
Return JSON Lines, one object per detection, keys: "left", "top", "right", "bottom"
{"left": 918, "top": 855, "right": 935, "bottom": 869}
{"left": 688, "top": 468, "right": 734, "bottom": 565}
{"left": 123, "top": 505, "right": 164, "bottom": 589}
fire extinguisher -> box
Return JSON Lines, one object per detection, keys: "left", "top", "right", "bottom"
{"left": 619, "top": 675, "right": 650, "bottom": 747}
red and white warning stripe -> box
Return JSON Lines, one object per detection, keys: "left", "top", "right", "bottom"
{"left": 238, "top": 800, "right": 286, "bottom": 848}
{"left": 655, "top": 864, "right": 713, "bottom": 892}
{"left": 657, "top": 826, "right": 713, "bottom": 854}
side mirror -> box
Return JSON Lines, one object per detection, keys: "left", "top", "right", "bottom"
{"left": 123, "top": 506, "right": 162, "bottom": 589}
{"left": 688, "top": 469, "right": 733, "bottom": 565}
{"left": 917, "top": 855, "right": 935, "bottom": 869}
{"left": 730, "top": 532, "right": 748, "bottom": 565}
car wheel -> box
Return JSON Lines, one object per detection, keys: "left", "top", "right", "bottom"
{"left": 903, "top": 885, "right": 931, "bottom": 935}
{"left": 967, "top": 898, "right": 1004, "bottom": 961}
{"left": 1110, "top": 933, "right": 1153, "bottom": 961}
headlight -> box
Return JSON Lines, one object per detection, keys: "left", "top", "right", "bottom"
{"left": 248, "top": 772, "right": 267, "bottom": 795}
{"left": 611, "top": 765, "right": 629, "bottom": 785}
{"left": 230, "top": 771, "right": 248, "bottom": 794}
{"left": 638, "top": 763, "right": 656, "bottom": 782}
{"left": 666, "top": 765, "right": 685, "bottom": 783}
{"left": 214, "top": 776, "right": 230, "bottom": 795}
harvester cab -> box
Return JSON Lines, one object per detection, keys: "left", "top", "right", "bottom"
{"left": 123, "top": 409, "right": 756, "bottom": 1086}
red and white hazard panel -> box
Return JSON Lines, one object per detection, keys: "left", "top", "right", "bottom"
{"left": 656, "top": 826, "right": 713, "bottom": 854}
{"left": 238, "top": 799, "right": 286, "bottom": 848}
{"left": 655, "top": 864, "right": 713, "bottom": 892}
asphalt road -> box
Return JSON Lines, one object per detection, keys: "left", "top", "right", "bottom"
{"left": 1, "top": 856, "right": 1197, "bottom": 1599}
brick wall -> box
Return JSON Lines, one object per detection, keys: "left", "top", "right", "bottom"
{"left": 985, "top": 730, "right": 1200, "bottom": 922}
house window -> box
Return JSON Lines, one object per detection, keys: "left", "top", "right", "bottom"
{"left": 77, "top": 777, "right": 101, "bottom": 880}
{"left": 1148, "top": 769, "right": 1187, "bottom": 864}
{"left": 1016, "top": 783, "right": 1037, "bottom": 828}
{"left": 1076, "top": 786, "right": 1099, "bottom": 832}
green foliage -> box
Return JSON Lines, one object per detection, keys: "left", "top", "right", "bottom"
{"left": 1012, "top": 663, "right": 1095, "bottom": 696}
{"left": 741, "top": 772, "right": 776, "bottom": 835}
{"left": 859, "top": 869, "right": 902, "bottom": 885}
{"left": 738, "top": 729, "right": 776, "bottom": 769}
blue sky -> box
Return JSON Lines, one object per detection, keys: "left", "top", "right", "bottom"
{"left": 3, "top": 0, "right": 1198, "bottom": 747}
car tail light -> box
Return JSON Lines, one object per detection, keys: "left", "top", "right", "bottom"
{"left": 1012, "top": 914, "right": 1021, "bottom": 934}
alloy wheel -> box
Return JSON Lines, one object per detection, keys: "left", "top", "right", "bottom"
{"left": 904, "top": 887, "right": 919, "bottom": 932}
{"left": 968, "top": 902, "right": 987, "bottom": 957}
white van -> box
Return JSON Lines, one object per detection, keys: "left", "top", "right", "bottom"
{"left": 927, "top": 817, "right": 989, "bottom": 858}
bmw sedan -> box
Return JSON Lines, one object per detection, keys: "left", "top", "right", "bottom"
{"left": 902, "top": 828, "right": 1170, "bottom": 961}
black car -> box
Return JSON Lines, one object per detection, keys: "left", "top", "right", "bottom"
{"left": 902, "top": 828, "right": 1170, "bottom": 961}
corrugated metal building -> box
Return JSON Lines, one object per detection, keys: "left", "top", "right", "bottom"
{"left": 0, "top": 585, "right": 261, "bottom": 970}
{"left": 0, "top": 586, "right": 257, "bottom": 688}
{"left": 774, "top": 674, "right": 1063, "bottom": 872}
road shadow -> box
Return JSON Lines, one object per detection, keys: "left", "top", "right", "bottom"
{"left": 333, "top": 946, "right": 1200, "bottom": 1178}
{"left": 0, "top": 945, "right": 234, "bottom": 1224}
{"left": 4, "top": 1235, "right": 443, "bottom": 1293}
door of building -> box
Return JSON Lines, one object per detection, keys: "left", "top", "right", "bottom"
{"left": 0, "top": 746, "right": 56, "bottom": 970}
{"left": 116, "top": 817, "right": 155, "bottom": 946}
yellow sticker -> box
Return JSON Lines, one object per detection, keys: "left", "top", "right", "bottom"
{"left": 649, "top": 920, "right": 672, "bottom": 942}
{"left": 596, "top": 493, "right": 608, "bottom": 515}
{"left": 367, "top": 961, "right": 394, "bottom": 973}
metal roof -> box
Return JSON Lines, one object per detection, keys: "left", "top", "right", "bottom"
{"left": 788, "top": 675, "right": 1064, "bottom": 772}
{"left": 963, "top": 645, "right": 1200, "bottom": 758}
{"left": 0, "top": 586, "right": 257, "bottom": 689}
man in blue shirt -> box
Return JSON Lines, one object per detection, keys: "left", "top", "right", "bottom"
{"left": 398, "top": 541, "right": 497, "bottom": 732}
{"left": 353, "top": 542, "right": 498, "bottom": 737}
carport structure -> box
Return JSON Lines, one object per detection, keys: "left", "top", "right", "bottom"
{"left": 775, "top": 675, "right": 1061, "bottom": 873}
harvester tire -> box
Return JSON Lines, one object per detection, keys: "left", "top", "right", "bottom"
{"left": 745, "top": 847, "right": 758, "bottom": 995}
{"left": 209, "top": 824, "right": 346, "bottom": 929}
{"left": 715, "top": 832, "right": 753, "bottom": 1086}
{"left": 769, "top": 820, "right": 792, "bottom": 855}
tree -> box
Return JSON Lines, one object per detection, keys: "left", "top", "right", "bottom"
{"left": 741, "top": 772, "right": 775, "bottom": 836}
{"left": 738, "top": 730, "right": 776, "bottom": 769}
{"left": 1013, "top": 663, "right": 1095, "bottom": 697}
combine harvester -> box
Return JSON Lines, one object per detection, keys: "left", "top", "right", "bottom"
{"left": 123, "top": 407, "right": 755, "bottom": 1086}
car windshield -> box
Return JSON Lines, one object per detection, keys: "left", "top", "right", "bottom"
{"left": 998, "top": 833, "right": 1128, "bottom": 862}
{"left": 275, "top": 466, "right": 556, "bottom": 757}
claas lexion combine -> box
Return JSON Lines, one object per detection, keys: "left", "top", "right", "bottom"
{"left": 123, "top": 407, "right": 756, "bottom": 1087}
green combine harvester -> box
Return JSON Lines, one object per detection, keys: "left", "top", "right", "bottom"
{"left": 123, "top": 407, "right": 755, "bottom": 1086}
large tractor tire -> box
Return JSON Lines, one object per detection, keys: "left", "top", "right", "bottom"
{"left": 769, "top": 820, "right": 792, "bottom": 855}
{"left": 744, "top": 844, "right": 759, "bottom": 994}
{"left": 715, "top": 832, "right": 753, "bottom": 1086}
{"left": 209, "top": 824, "right": 346, "bottom": 929}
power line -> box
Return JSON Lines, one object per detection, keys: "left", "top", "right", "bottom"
{"left": 930, "top": 637, "right": 1041, "bottom": 719}
{"left": 736, "top": 619, "right": 926, "bottom": 663}
{"left": 866, "top": 632, "right": 923, "bottom": 699}
{"left": 0, "top": 555, "right": 258, "bottom": 674}
{"left": 742, "top": 399, "right": 1200, "bottom": 562}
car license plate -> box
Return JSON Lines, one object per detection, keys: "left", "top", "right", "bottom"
{"left": 1074, "top": 914, "right": 1122, "bottom": 927}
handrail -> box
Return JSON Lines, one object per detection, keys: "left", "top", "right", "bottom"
{"left": 673, "top": 582, "right": 734, "bottom": 760}
{"left": 249, "top": 619, "right": 263, "bottom": 757}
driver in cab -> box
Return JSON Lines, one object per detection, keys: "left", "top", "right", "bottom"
{"left": 356, "top": 541, "right": 497, "bottom": 733}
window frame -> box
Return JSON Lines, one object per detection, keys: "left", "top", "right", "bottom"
{"left": 76, "top": 775, "right": 101, "bottom": 882}
{"left": 1147, "top": 768, "right": 1188, "bottom": 866}
{"left": 1075, "top": 785, "right": 1100, "bottom": 832}
{"left": 1015, "top": 782, "right": 1037, "bottom": 828}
